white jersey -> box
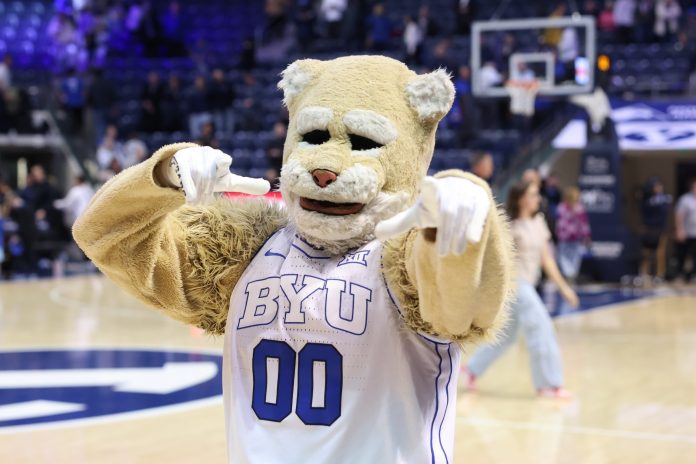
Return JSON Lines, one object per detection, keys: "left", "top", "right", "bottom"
{"left": 224, "top": 227, "right": 461, "bottom": 463}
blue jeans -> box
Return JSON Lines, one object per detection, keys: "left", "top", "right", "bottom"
{"left": 557, "top": 241, "right": 585, "bottom": 280}
{"left": 467, "top": 281, "right": 564, "bottom": 390}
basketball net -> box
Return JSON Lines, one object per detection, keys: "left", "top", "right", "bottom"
{"left": 505, "top": 79, "right": 541, "bottom": 117}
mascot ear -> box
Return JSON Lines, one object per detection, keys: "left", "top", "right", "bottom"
{"left": 406, "top": 68, "right": 455, "bottom": 124}
{"left": 278, "top": 59, "right": 324, "bottom": 107}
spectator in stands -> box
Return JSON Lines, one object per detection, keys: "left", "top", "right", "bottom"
{"left": 366, "top": 3, "right": 392, "bottom": 51}
{"left": 190, "top": 38, "right": 211, "bottom": 74}
{"left": 266, "top": 121, "right": 286, "bottom": 183}
{"left": 53, "top": 175, "right": 94, "bottom": 229}
{"left": 558, "top": 28, "right": 579, "bottom": 82}
{"left": 582, "top": 0, "right": 601, "bottom": 17}
{"left": 320, "top": 0, "right": 347, "bottom": 39}
{"left": 456, "top": 0, "right": 474, "bottom": 35}
{"left": 97, "top": 124, "right": 124, "bottom": 173}
{"left": 195, "top": 121, "right": 220, "bottom": 149}
{"left": 208, "top": 69, "right": 236, "bottom": 135}
{"left": 654, "top": 0, "right": 681, "bottom": 43}
{"left": 478, "top": 62, "right": 502, "bottom": 129}
{"left": 598, "top": 1, "right": 616, "bottom": 31}
{"left": 427, "top": 39, "right": 456, "bottom": 71}
{"left": 141, "top": 71, "right": 163, "bottom": 133}
{"left": 240, "top": 38, "right": 256, "bottom": 71}
{"left": 419, "top": 5, "right": 440, "bottom": 37}
{"left": 403, "top": 16, "right": 422, "bottom": 67}
{"left": 236, "top": 98, "right": 263, "bottom": 132}
{"left": 86, "top": 68, "right": 115, "bottom": 147}
{"left": 161, "top": 74, "right": 186, "bottom": 132}
{"left": 462, "top": 180, "right": 577, "bottom": 399}
{"left": 544, "top": 4, "right": 567, "bottom": 47}
{"left": 263, "top": 0, "right": 291, "bottom": 43}
{"left": 555, "top": 186, "right": 591, "bottom": 281}
{"left": 613, "top": 0, "right": 636, "bottom": 43}
{"left": 640, "top": 178, "right": 672, "bottom": 282}
{"left": 160, "top": 1, "right": 187, "bottom": 57}
{"left": 295, "top": 2, "right": 317, "bottom": 52}
{"left": 3, "top": 86, "right": 33, "bottom": 134}
{"left": 122, "top": 131, "right": 148, "bottom": 168}
{"left": 542, "top": 173, "right": 562, "bottom": 232}
{"left": 0, "top": 54, "right": 12, "bottom": 91}
{"left": 60, "top": 68, "right": 86, "bottom": 133}
{"left": 187, "top": 75, "right": 211, "bottom": 139}
{"left": 469, "top": 152, "right": 494, "bottom": 184}
{"left": 675, "top": 178, "right": 696, "bottom": 282}
{"left": 455, "top": 65, "right": 476, "bottom": 142}
{"left": 635, "top": 0, "right": 656, "bottom": 43}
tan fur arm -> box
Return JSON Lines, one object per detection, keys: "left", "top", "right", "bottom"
{"left": 383, "top": 170, "right": 515, "bottom": 346}
{"left": 73, "top": 143, "right": 287, "bottom": 334}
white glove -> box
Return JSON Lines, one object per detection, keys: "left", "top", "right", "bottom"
{"left": 159, "top": 146, "right": 270, "bottom": 205}
{"left": 375, "top": 176, "right": 490, "bottom": 256}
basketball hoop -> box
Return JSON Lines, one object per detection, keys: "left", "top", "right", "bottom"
{"left": 505, "top": 79, "right": 541, "bottom": 117}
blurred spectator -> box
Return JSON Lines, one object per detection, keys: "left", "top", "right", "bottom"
{"left": 320, "top": 0, "right": 347, "bottom": 39}
{"left": 419, "top": 5, "right": 440, "bottom": 37}
{"left": 195, "top": 121, "right": 220, "bottom": 149}
{"left": 190, "top": 38, "right": 211, "bottom": 74}
{"left": 266, "top": 121, "right": 286, "bottom": 182}
{"left": 456, "top": 0, "right": 474, "bottom": 35}
{"left": 544, "top": 4, "right": 567, "bottom": 47}
{"left": 654, "top": 0, "right": 681, "bottom": 43}
{"left": 61, "top": 69, "right": 86, "bottom": 133}
{"left": 160, "top": 1, "right": 187, "bottom": 57}
{"left": 542, "top": 173, "right": 562, "bottom": 226}
{"left": 53, "top": 175, "right": 94, "bottom": 228}
{"left": 366, "top": 3, "right": 392, "bottom": 51}
{"left": 598, "top": 1, "right": 616, "bottom": 31}
{"left": 236, "top": 97, "right": 263, "bottom": 132}
{"left": 675, "top": 178, "right": 696, "bottom": 281}
{"left": 403, "top": 16, "right": 422, "bottom": 66}
{"left": 161, "top": 74, "right": 186, "bottom": 132}
{"left": 123, "top": 131, "right": 148, "bottom": 168}
{"left": 614, "top": 0, "right": 636, "bottom": 43}
{"left": 188, "top": 75, "right": 211, "bottom": 138}
{"left": 3, "top": 87, "right": 33, "bottom": 133}
{"left": 208, "top": 69, "right": 236, "bottom": 135}
{"left": 263, "top": 0, "right": 291, "bottom": 43}
{"left": 455, "top": 65, "right": 476, "bottom": 142}
{"left": 640, "top": 178, "right": 672, "bottom": 281}
{"left": 478, "top": 62, "right": 502, "bottom": 129}
{"left": 0, "top": 54, "right": 12, "bottom": 91}
{"left": 469, "top": 152, "right": 494, "bottom": 183}
{"left": 555, "top": 186, "right": 591, "bottom": 281}
{"left": 295, "top": 3, "right": 317, "bottom": 51}
{"left": 97, "top": 124, "right": 124, "bottom": 171}
{"left": 635, "top": 0, "right": 655, "bottom": 43}
{"left": 141, "top": 71, "right": 163, "bottom": 133}
{"left": 240, "top": 38, "right": 257, "bottom": 71}
{"left": 582, "top": 0, "right": 601, "bottom": 16}
{"left": 86, "top": 68, "right": 116, "bottom": 146}
{"left": 558, "top": 27, "right": 579, "bottom": 82}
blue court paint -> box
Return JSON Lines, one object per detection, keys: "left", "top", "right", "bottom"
{"left": 0, "top": 349, "right": 223, "bottom": 429}
{"left": 549, "top": 287, "right": 656, "bottom": 317}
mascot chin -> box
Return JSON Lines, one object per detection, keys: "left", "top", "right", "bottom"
{"left": 74, "top": 55, "right": 514, "bottom": 464}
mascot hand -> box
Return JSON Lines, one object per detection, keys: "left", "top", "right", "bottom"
{"left": 375, "top": 176, "right": 490, "bottom": 256}
{"left": 162, "top": 146, "right": 271, "bottom": 205}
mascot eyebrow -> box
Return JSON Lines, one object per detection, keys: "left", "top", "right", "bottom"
{"left": 343, "top": 110, "right": 397, "bottom": 146}
{"left": 296, "top": 106, "right": 334, "bottom": 133}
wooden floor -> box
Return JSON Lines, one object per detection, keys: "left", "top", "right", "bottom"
{"left": 1, "top": 275, "right": 695, "bottom": 463}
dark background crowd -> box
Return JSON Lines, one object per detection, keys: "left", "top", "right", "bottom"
{"left": 1, "top": 0, "right": 696, "bottom": 279}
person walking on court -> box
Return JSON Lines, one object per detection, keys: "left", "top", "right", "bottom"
{"left": 462, "top": 180, "right": 579, "bottom": 398}
{"left": 640, "top": 178, "right": 672, "bottom": 283}
{"left": 555, "top": 186, "right": 591, "bottom": 281}
{"left": 675, "top": 178, "right": 696, "bottom": 282}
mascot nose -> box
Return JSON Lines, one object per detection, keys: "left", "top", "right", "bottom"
{"left": 312, "top": 169, "right": 337, "bottom": 188}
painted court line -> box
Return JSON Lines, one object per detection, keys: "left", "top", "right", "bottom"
{"left": 457, "top": 416, "right": 696, "bottom": 444}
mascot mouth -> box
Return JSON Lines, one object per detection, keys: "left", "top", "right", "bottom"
{"left": 299, "top": 197, "right": 365, "bottom": 216}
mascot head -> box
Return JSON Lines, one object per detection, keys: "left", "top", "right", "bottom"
{"left": 278, "top": 56, "right": 454, "bottom": 254}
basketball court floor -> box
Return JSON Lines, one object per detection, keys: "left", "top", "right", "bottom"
{"left": 1, "top": 275, "right": 695, "bottom": 463}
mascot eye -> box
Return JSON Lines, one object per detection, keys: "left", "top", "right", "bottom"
{"left": 349, "top": 134, "right": 383, "bottom": 151}
{"left": 301, "top": 130, "right": 331, "bottom": 145}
